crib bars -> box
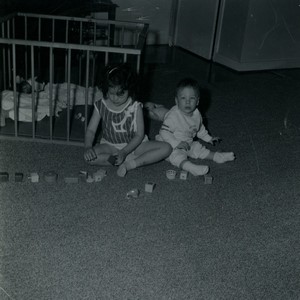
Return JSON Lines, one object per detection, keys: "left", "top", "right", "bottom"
{"left": 0, "top": 12, "right": 149, "bottom": 145}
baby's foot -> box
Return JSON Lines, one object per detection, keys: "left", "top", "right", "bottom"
{"left": 213, "top": 152, "right": 235, "bottom": 164}
{"left": 182, "top": 161, "right": 209, "bottom": 176}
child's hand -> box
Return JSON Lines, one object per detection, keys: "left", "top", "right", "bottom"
{"left": 175, "top": 141, "right": 190, "bottom": 151}
{"left": 84, "top": 147, "right": 97, "bottom": 161}
{"left": 115, "top": 150, "right": 127, "bottom": 165}
{"left": 209, "top": 137, "right": 221, "bottom": 145}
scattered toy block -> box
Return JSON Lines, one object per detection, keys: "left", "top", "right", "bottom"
{"left": 204, "top": 175, "right": 213, "bottom": 184}
{"left": 79, "top": 171, "right": 88, "bottom": 182}
{"left": 29, "top": 172, "right": 39, "bottom": 183}
{"left": 64, "top": 177, "right": 79, "bottom": 183}
{"left": 86, "top": 175, "right": 94, "bottom": 183}
{"left": 15, "top": 172, "right": 24, "bottom": 182}
{"left": 107, "top": 155, "right": 117, "bottom": 165}
{"left": 0, "top": 172, "right": 9, "bottom": 182}
{"left": 126, "top": 188, "right": 140, "bottom": 199}
{"left": 145, "top": 182, "right": 156, "bottom": 193}
{"left": 93, "top": 169, "right": 107, "bottom": 182}
{"left": 179, "top": 170, "right": 188, "bottom": 180}
{"left": 44, "top": 171, "right": 58, "bottom": 183}
{"left": 166, "top": 169, "right": 176, "bottom": 180}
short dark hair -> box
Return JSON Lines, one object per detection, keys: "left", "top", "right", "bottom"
{"left": 101, "top": 64, "right": 138, "bottom": 99}
{"left": 175, "top": 78, "right": 200, "bottom": 98}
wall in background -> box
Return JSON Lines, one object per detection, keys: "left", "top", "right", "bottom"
{"left": 213, "top": 0, "right": 300, "bottom": 70}
{"left": 113, "top": 0, "right": 174, "bottom": 45}
{"left": 174, "top": 0, "right": 220, "bottom": 60}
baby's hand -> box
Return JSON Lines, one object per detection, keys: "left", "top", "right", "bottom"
{"left": 209, "top": 137, "right": 221, "bottom": 145}
{"left": 115, "top": 150, "right": 127, "bottom": 166}
{"left": 84, "top": 147, "right": 97, "bottom": 161}
{"left": 175, "top": 141, "right": 190, "bottom": 151}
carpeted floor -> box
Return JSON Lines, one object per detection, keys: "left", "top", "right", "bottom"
{"left": 0, "top": 46, "right": 300, "bottom": 299}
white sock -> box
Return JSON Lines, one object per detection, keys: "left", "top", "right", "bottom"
{"left": 117, "top": 160, "right": 137, "bottom": 177}
{"left": 213, "top": 152, "right": 235, "bottom": 164}
{"left": 182, "top": 161, "right": 209, "bottom": 176}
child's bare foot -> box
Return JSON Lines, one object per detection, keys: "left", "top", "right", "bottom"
{"left": 117, "top": 160, "right": 137, "bottom": 177}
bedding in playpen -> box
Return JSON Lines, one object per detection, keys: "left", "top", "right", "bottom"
{"left": 0, "top": 12, "right": 148, "bottom": 144}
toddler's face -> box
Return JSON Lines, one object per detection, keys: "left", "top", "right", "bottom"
{"left": 175, "top": 86, "right": 199, "bottom": 116}
{"left": 107, "top": 85, "right": 129, "bottom": 106}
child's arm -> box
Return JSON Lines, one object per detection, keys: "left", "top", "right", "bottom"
{"left": 115, "top": 104, "right": 145, "bottom": 165}
{"left": 84, "top": 109, "right": 101, "bottom": 161}
{"left": 159, "top": 117, "right": 182, "bottom": 149}
{"left": 197, "top": 124, "right": 221, "bottom": 145}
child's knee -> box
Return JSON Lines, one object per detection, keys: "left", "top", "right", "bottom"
{"left": 190, "top": 142, "right": 210, "bottom": 159}
{"left": 169, "top": 149, "right": 187, "bottom": 167}
{"left": 163, "top": 143, "right": 172, "bottom": 156}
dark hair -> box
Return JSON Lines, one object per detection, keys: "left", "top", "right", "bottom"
{"left": 175, "top": 78, "right": 201, "bottom": 98}
{"left": 17, "top": 81, "right": 32, "bottom": 94}
{"left": 101, "top": 64, "right": 138, "bottom": 99}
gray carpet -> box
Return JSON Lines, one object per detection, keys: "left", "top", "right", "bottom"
{"left": 0, "top": 46, "right": 300, "bottom": 299}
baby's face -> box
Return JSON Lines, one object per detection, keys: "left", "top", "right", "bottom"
{"left": 175, "top": 86, "right": 199, "bottom": 116}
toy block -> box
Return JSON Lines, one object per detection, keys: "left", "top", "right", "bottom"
{"left": 64, "top": 177, "right": 79, "bottom": 183}
{"left": 15, "top": 172, "right": 24, "bottom": 182}
{"left": 166, "top": 169, "right": 176, "bottom": 180}
{"left": 44, "top": 171, "right": 58, "bottom": 183}
{"left": 204, "top": 175, "right": 213, "bottom": 184}
{"left": 126, "top": 188, "right": 140, "bottom": 199}
{"left": 86, "top": 175, "right": 94, "bottom": 183}
{"left": 179, "top": 170, "right": 188, "bottom": 180}
{"left": 145, "top": 182, "right": 156, "bottom": 193}
{"left": 93, "top": 169, "right": 107, "bottom": 182}
{"left": 29, "top": 172, "right": 39, "bottom": 183}
{"left": 107, "top": 155, "right": 117, "bottom": 165}
{"left": 79, "top": 171, "right": 87, "bottom": 182}
{"left": 0, "top": 172, "right": 9, "bottom": 182}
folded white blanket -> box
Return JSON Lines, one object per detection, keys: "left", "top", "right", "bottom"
{"left": 1, "top": 83, "right": 102, "bottom": 122}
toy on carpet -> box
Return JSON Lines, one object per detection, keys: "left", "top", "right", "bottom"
{"left": 145, "top": 182, "right": 156, "bottom": 193}
{"left": 0, "top": 172, "right": 9, "bottom": 182}
{"left": 15, "top": 172, "right": 24, "bottom": 182}
{"left": 166, "top": 169, "right": 177, "bottom": 180}
{"left": 179, "top": 170, "right": 188, "bottom": 180}
{"left": 64, "top": 177, "right": 79, "bottom": 183}
{"left": 93, "top": 169, "right": 107, "bottom": 182}
{"left": 29, "top": 172, "right": 39, "bottom": 183}
{"left": 44, "top": 171, "right": 58, "bottom": 183}
{"left": 107, "top": 155, "right": 117, "bottom": 166}
{"left": 126, "top": 188, "right": 140, "bottom": 199}
{"left": 204, "top": 175, "right": 213, "bottom": 184}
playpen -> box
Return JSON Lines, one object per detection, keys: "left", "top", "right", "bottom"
{"left": 0, "top": 12, "right": 149, "bottom": 145}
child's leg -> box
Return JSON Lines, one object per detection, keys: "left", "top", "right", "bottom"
{"left": 117, "top": 141, "right": 171, "bottom": 177}
{"left": 169, "top": 149, "right": 209, "bottom": 176}
{"left": 189, "top": 141, "right": 235, "bottom": 163}
{"left": 205, "top": 151, "right": 235, "bottom": 163}
{"left": 86, "top": 143, "right": 118, "bottom": 166}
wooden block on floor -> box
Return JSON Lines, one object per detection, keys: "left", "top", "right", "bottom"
{"left": 145, "top": 182, "right": 156, "bottom": 193}
{"left": 0, "top": 172, "right": 9, "bottom": 182}
{"left": 64, "top": 177, "right": 79, "bottom": 183}
{"left": 29, "top": 172, "right": 39, "bottom": 183}
{"left": 15, "top": 172, "right": 24, "bottom": 182}
{"left": 204, "top": 175, "right": 213, "bottom": 184}
{"left": 180, "top": 170, "right": 188, "bottom": 180}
